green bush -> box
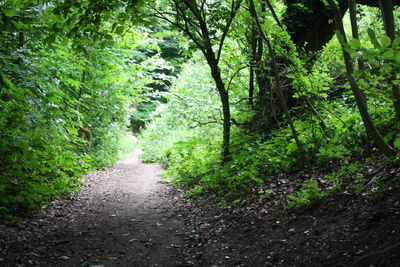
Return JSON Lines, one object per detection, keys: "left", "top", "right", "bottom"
{"left": 0, "top": 10, "right": 151, "bottom": 218}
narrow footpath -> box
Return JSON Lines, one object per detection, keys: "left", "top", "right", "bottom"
{"left": 1, "top": 151, "right": 188, "bottom": 267}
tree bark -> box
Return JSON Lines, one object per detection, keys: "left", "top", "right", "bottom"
{"left": 348, "top": 0, "right": 365, "bottom": 71}
{"left": 379, "top": 0, "right": 395, "bottom": 39}
{"left": 249, "top": 0, "right": 305, "bottom": 155}
{"left": 248, "top": 24, "right": 258, "bottom": 106}
{"left": 168, "top": 0, "right": 240, "bottom": 163}
{"left": 379, "top": 0, "right": 400, "bottom": 121}
{"left": 249, "top": 67, "right": 255, "bottom": 106}
{"left": 205, "top": 52, "right": 232, "bottom": 162}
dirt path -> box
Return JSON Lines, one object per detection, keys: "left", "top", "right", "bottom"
{"left": 2, "top": 151, "right": 400, "bottom": 266}
{"left": 1, "top": 151, "right": 188, "bottom": 267}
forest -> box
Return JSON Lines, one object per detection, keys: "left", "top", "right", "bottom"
{"left": 1, "top": 0, "right": 400, "bottom": 265}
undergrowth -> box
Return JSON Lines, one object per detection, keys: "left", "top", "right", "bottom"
{"left": 138, "top": 36, "right": 400, "bottom": 210}
{"left": 0, "top": 132, "right": 137, "bottom": 221}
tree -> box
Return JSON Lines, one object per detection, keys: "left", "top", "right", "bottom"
{"left": 248, "top": 0, "right": 305, "bottom": 155}
{"left": 283, "top": 0, "right": 400, "bottom": 53}
{"left": 379, "top": 0, "right": 400, "bottom": 121}
{"left": 327, "top": 0, "right": 396, "bottom": 157}
{"left": 150, "top": 0, "right": 242, "bottom": 163}
{"left": 0, "top": 1, "right": 150, "bottom": 216}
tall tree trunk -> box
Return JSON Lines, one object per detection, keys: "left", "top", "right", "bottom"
{"left": 254, "top": 36, "right": 269, "bottom": 105}
{"left": 265, "top": 0, "right": 282, "bottom": 27}
{"left": 172, "top": 0, "right": 239, "bottom": 164}
{"left": 348, "top": 0, "right": 365, "bottom": 71}
{"left": 249, "top": 66, "right": 255, "bottom": 106}
{"left": 249, "top": 26, "right": 258, "bottom": 106}
{"left": 206, "top": 54, "right": 231, "bottom": 162}
{"left": 327, "top": 0, "right": 396, "bottom": 157}
{"left": 379, "top": 0, "right": 400, "bottom": 121}
{"left": 249, "top": 0, "right": 305, "bottom": 155}
{"left": 380, "top": 0, "right": 396, "bottom": 39}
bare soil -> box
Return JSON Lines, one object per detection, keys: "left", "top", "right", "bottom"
{"left": 1, "top": 151, "right": 400, "bottom": 266}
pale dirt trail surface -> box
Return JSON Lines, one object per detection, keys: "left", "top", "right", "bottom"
{"left": 0, "top": 151, "right": 189, "bottom": 267}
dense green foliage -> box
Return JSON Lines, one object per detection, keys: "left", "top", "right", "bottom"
{"left": 1, "top": 0, "right": 399, "bottom": 218}
{"left": 139, "top": 2, "right": 400, "bottom": 204}
{"left": 140, "top": 36, "right": 397, "bottom": 195}
{"left": 0, "top": 2, "right": 152, "bottom": 218}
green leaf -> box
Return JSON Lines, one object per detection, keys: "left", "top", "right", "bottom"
{"left": 367, "top": 28, "right": 381, "bottom": 49}
{"left": 348, "top": 39, "right": 361, "bottom": 50}
{"left": 4, "top": 9, "right": 16, "bottom": 17}
{"left": 336, "top": 31, "right": 346, "bottom": 46}
{"left": 115, "top": 26, "right": 124, "bottom": 35}
{"left": 349, "top": 50, "right": 358, "bottom": 59}
{"left": 392, "top": 37, "right": 400, "bottom": 48}
{"left": 358, "top": 79, "right": 368, "bottom": 89}
{"left": 382, "top": 50, "right": 395, "bottom": 60}
{"left": 379, "top": 36, "right": 391, "bottom": 48}
{"left": 10, "top": 20, "right": 28, "bottom": 29}
{"left": 394, "top": 136, "right": 400, "bottom": 149}
{"left": 252, "top": 177, "right": 264, "bottom": 184}
{"left": 105, "top": 34, "right": 113, "bottom": 41}
{"left": 45, "top": 34, "right": 56, "bottom": 44}
{"left": 394, "top": 50, "right": 400, "bottom": 63}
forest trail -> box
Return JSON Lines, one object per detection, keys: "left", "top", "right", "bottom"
{"left": 2, "top": 151, "right": 400, "bottom": 266}
{"left": 1, "top": 151, "right": 188, "bottom": 267}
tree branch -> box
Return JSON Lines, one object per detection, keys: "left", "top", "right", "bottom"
{"left": 216, "top": 0, "right": 242, "bottom": 63}
{"left": 227, "top": 65, "right": 249, "bottom": 92}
